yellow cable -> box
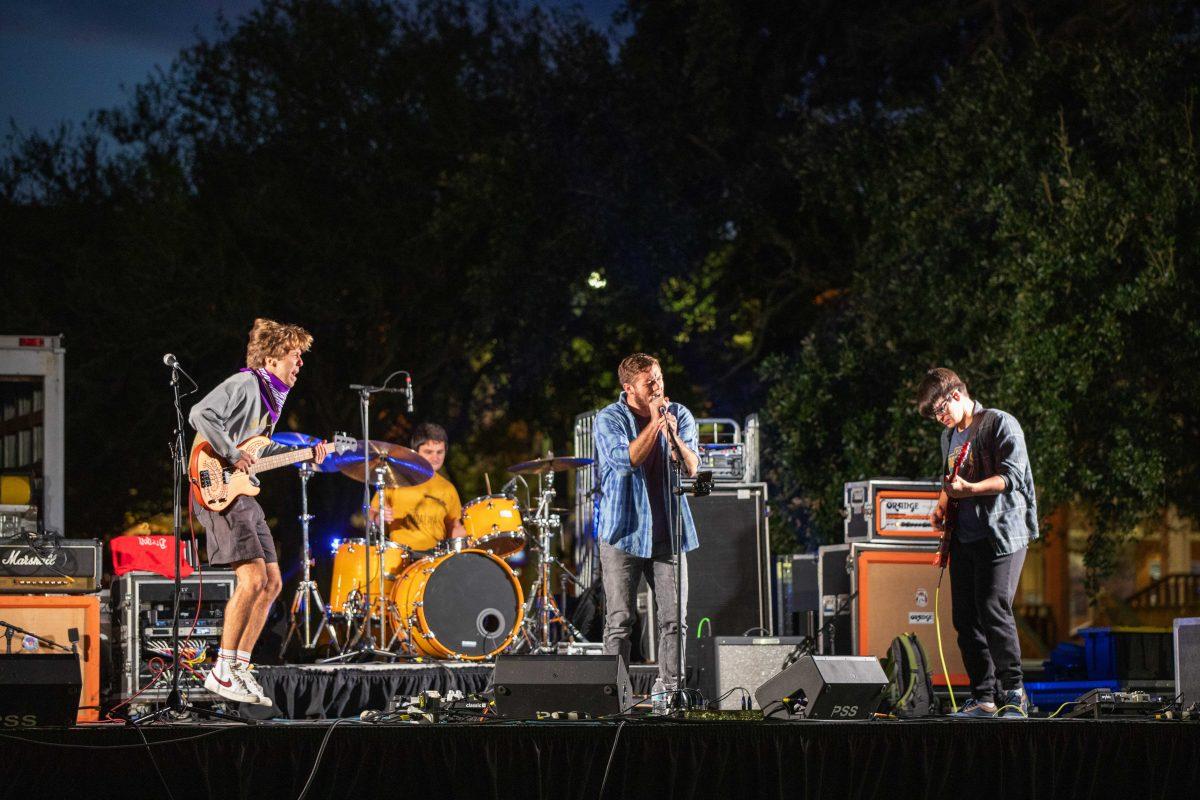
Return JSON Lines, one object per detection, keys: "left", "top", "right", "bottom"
{"left": 992, "top": 704, "right": 1028, "bottom": 718}
{"left": 934, "top": 578, "right": 958, "bottom": 713}
{"left": 1046, "top": 701, "right": 1074, "bottom": 719}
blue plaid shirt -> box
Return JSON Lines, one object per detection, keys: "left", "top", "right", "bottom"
{"left": 593, "top": 393, "right": 699, "bottom": 557}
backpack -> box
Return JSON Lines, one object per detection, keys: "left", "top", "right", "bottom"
{"left": 879, "top": 633, "right": 939, "bottom": 718}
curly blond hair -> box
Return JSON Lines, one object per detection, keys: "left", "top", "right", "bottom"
{"left": 245, "top": 318, "right": 313, "bottom": 368}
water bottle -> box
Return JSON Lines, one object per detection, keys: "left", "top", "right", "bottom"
{"left": 651, "top": 677, "right": 667, "bottom": 715}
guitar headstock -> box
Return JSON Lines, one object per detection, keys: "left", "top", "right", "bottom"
{"left": 331, "top": 432, "right": 356, "bottom": 455}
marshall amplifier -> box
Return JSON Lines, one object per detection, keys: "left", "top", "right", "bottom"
{"left": 844, "top": 480, "right": 941, "bottom": 543}
{"left": 0, "top": 539, "right": 101, "bottom": 593}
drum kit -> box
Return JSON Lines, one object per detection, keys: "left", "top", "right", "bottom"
{"left": 276, "top": 432, "right": 594, "bottom": 662}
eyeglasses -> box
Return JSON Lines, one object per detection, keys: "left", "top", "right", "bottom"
{"left": 929, "top": 394, "right": 955, "bottom": 420}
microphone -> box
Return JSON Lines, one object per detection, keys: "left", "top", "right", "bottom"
{"left": 162, "top": 353, "right": 198, "bottom": 390}
{"left": 406, "top": 374, "right": 414, "bottom": 414}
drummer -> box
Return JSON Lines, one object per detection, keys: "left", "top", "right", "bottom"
{"left": 371, "top": 422, "right": 468, "bottom": 551}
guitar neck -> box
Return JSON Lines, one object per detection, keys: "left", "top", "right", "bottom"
{"left": 249, "top": 446, "right": 317, "bottom": 475}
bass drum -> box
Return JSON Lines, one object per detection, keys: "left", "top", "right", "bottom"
{"left": 389, "top": 549, "right": 524, "bottom": 660}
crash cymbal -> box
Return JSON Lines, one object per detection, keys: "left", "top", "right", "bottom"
{"left": 506, "top": 456, "right": 595, "bottom": 475}
{"left": 270, "top": 431, "right": 344, "bottom": 472}
{"left": 328, "top": 439, "right": 434, "bottom": 488}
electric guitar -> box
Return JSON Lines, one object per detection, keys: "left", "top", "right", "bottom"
{"left": 189, "top": 433, "right": 356, "bottom": 512}
{"left": 934, "top": 439, "right": 972, "bottom": 568}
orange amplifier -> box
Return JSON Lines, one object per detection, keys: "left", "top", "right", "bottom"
{"left": 843, "top": 480, "right": 940, "bottom": 543}
{"left": 849, "top": 542, "right": 967, "bottom": 687}
{"left": 0, "top": 594, "right": 101, "bottom": 721}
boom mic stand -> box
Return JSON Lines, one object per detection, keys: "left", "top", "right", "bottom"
{"left": 137, "top": 356, "right": 245, "bottom": 724}
{"left": 322, "top": 373, "right": 409, "bottom": 662}
{"left": 661, "top": 406, "right": 713, "bottom": 713}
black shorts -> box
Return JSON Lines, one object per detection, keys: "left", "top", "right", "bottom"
{"left": 192, "top": 495, "right": 277, "bottom": 566}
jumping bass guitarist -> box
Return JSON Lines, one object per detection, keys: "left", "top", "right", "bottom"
{"left": 918, "top": 367, "right": 1039, "bottom": 719}
{"left": 188, "top": 318, "right": 329, "bottom": 706}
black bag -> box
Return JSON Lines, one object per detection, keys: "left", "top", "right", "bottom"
{"left": 879, "top": 633, "right": 939, "bottom": 717}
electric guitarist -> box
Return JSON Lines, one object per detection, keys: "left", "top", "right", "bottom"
{"left": 917, "top": 367, "right": 1039, "bottom": 719}
{"left": 188, "top": 318, "right": 329, "bottom": 706}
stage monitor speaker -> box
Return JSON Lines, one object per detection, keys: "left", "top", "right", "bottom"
{"left": 0, "top": 594, "right": 100, "bottom": 722}
{"left": 687, "top": 483, "right": 770, "bottom": 636}
{"left": 850, "top": 542, "right": 966, "bottom": 686}
{"left": 0, "top": 653, "right": 82, "bottom": 726}
{"left": 754, "top": 654, "right": 887, "bottom": 720}
{"left": 694, "top": 636, "right": 807, "bottom": 709}
{"left": 493, "top": 655, "right": 633, "bottom": 719}
{"left": 1174, "top": 618, "right": 1200, "bottom": 707}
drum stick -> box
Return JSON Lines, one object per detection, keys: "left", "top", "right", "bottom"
{"left": 485, "top": 473, "right": 492, "bottom": 495}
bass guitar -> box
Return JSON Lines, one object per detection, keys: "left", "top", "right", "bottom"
{"left": 933, "top": 439, "right": 972, "bottom": 568}
{"left": 190, "top": 433, "right": 355, "bottom": 512}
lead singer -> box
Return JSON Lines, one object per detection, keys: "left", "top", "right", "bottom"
{"left": 594, "top": 353, "right": 700, "bottom": 696}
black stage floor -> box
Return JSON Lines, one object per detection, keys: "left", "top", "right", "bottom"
{"left": 6, "top": 717, "right": 1199, "bottom": 800}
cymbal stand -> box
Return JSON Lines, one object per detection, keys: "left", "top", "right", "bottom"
{"left": 515, "top": 468, "right": 587, "bottom": 652}
{"left": 280, "top": 463, "right": 339, "bottom": 655}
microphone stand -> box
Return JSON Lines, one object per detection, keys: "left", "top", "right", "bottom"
{"left": 137, "top": 359, "right": 245, "bottom": 724}
{"left": 660, "top": 406, "right": 713, "bottom": 712}
{"left": 322, "top": 372, "right": 410, "bottom": 663}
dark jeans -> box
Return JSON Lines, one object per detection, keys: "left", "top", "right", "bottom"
{"left": 949, "top": 537, "right": 1026, "bottom": 703}
{"left": 598, "top": 542, "right": 688, "bottom": 685}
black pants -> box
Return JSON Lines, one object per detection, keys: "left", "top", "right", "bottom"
{"left": 949, "top": 538, "right": 1026, "bottom": 703}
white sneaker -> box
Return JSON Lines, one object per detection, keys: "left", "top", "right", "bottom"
{"left": 204, "top": 662, "right": 257, "bottom": 704}
{"left": 234, "top": 662, "right": 274, "bottom": 707}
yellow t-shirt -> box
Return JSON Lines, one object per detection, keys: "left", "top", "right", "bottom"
{"left": 376, "top": 473, "right": 462, "bottom": 552}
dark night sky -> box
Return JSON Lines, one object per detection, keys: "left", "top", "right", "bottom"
{"left": 0, "top": 0, "right": 625, "bottom": 138}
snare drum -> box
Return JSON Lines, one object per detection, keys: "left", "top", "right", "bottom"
{"left": 461, "top": 494, "right": 526, "bottom": 559}
{"left": 329, "top": 539, "right": 410, "bottom": 616}
{"left": 388, "top": 548, "right": 524, "bottom": 660}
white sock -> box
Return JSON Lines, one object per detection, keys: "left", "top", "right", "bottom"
{"left": 236, "top": 649, "right": 252, "bottom": 667}
{"left": 217, "top": 649, "right": 237, "bottom": 671}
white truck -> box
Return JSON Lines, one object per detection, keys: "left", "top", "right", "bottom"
{"left": 0, "top": 335, "right": 66, "bottom": 535}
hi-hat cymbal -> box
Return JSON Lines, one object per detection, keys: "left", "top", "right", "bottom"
{"left": 506, "top": 456, "right": 594, "bottom": 475}
{"left": 328, "top": 440, "right": 434, "bottom": 488}
{"left": 270, "top": 431, "right": 344, "bottom": 472}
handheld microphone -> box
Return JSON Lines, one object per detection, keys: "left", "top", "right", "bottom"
{"left": 406, "top": 374, "right": 414, "bottom": 414}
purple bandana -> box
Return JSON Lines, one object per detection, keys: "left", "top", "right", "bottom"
{"left": 240, "top": 367, "right": 290, "bottom": 424}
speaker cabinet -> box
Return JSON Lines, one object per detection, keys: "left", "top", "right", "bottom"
{"left": 0, "top": 653, "right": 81, "bottom": 726}
{"left": 817, "top": 545, "right": 852, "bottom": 655}
{"left": 493, "top": 655, "right": 632, "bottom": 718}
{"left": 0, "top": 595, "right": 100, "bottom": 722}
{"left": 694, "top": 636, "right": 807, "bottom": 709}
{"left": 850, "top": 542, "right": 966, "bottom": 686}
{"left": 775, "top": 554, "right": 818, "bottom": 637}
{"left": 755, "top": 654, "right": 887, "bottom": 719}
{"left": 687, "top": 483, "right": 770, "bottom": 636}
{"left": 1174, "top": 618, "right": 1200, "bottom": 707}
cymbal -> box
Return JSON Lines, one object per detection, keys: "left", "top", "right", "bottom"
{"left": 506, "top": 456, "right": 594, "bottom": 475}
{"left": 270, "top": 431, "right": 343, "bottom": 472}
{"left": 328, "top": 440, "right": 434, "bottom": 488}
